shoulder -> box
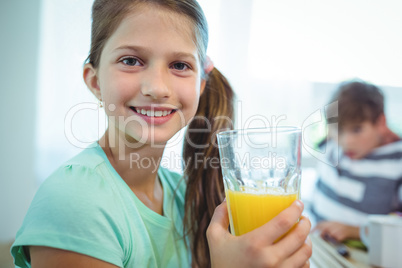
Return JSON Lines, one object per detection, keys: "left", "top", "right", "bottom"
{"left": 24, "top": 143, "right": 122, "bottom": 226}
{"left": 24, "top": 144, "right": 121, "bottom": 225}
{"left": 64, "top": 142, "right": 106, "bottom": 169}
{"left": 368, "top": 140, "right": 402, "bottom": 160}
{"left": 36, "top": 145, "right": 111, "bottom": 202}
{"left": 338, "top": 140, "right": 402, "bottom": 180}
{"left": 12, "top": 145, "right": 127, "bottom": 267}
{"left": 43, "top": 143, "right": 114, "bottom": 189}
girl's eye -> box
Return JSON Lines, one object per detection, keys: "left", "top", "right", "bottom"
{"left": 120, "top": 57, "right": 140, "bottom": 66}
{"left": 171, "top": 62, "right": 189, "bottom": 71}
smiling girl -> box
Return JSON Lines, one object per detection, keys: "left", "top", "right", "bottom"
{"left": 11, "top": 1, "right": 311, "bottom": 267}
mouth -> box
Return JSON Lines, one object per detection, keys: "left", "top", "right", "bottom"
{"left": 130, "top": 106, "right": 178, "bottom": 117}
{"left": 344, "top": 151, "right": 356, "bottom": 158}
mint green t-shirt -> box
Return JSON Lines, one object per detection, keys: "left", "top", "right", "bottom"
{"left": 11, "top": 143, "right": 190, "bottom": 268}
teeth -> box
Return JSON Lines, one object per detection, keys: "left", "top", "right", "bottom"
{"left": 134, "top": 108, "right": 173, "bottom": 117}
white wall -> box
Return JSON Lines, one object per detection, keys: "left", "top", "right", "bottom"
{"left": 0, "top": 0, "right": 41, "bottom": 242}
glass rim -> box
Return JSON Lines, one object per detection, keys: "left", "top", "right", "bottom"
{"left": 217, "top": 126, "right": 301, "bottom": 137}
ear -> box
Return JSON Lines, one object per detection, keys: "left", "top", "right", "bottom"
{"left": 375, "top": 113, "right": 387, "bottom": 129}
{"left": 83, "top": 63, "right": 101, "bottom": 100}
{"left": 374, "top": 113, "right": 389, "bottom": 139}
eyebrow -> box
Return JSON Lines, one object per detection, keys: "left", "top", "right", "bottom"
{"left": 113, "top": 45, "right": 198, "bottom": 62}
{"left": 113, "top": 45, "right": 149, "bottom": 53}
{"left": 171, "top": 52, "right": 197, "bottom": 62}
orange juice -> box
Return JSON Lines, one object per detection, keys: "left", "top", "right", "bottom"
{"left": 226, "top": 188, "right": 298, "bottom": 236}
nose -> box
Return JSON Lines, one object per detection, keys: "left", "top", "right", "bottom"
{"left": 141, "top": 65, "right": 171, "bottom": 100}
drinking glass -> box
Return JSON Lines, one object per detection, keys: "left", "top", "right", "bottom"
{"left": 217, "top": 127, "right": 302, "bottom": 236}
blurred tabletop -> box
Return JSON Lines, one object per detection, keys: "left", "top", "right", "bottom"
{"left": 310, "top": 233, "right": 373, "bottom": 268}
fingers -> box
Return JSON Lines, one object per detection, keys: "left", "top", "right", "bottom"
{"left": 249, "top": 200, "right": 304, "bottom": 243}
{"left": 207, "top": 200, "right": 313, "bottom": 268}
{"left": 313, "top": 221, "right": 336, "bottom": 239}
{"left": 316, "top": 223, "right": 331, "bottom": 237}
{"left": 209, "top": 200, "right": 229, "bottom": 229}
{"left": 274, "top": 216, "right": 311, "bottom": 260}
{"left": 324, "top": 229, "right": 346, "bottom": 242}
{"left": 279, "top": 235, "right": 313, "bottom": 268}
{"left": 304, "top": 260, "right": 311, "bottom": 268}
{"left": 315, "top": 221, "right": 347, "bottom": 242}
{"left": 323, "top": 228, "right": 342, "bottom": 241}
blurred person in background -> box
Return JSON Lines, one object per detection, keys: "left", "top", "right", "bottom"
{"left": 311, "top": 80, "right": 402, "bottom": 243}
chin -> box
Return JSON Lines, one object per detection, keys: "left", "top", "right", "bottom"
{"left": 133, "top": 131, "right": 177, "bottom": 147}
{"left": 349, "top": 153, "right": 365, "bottom": 160}
{"left": 147, "top": 136, "right": 171, "bottom": 147}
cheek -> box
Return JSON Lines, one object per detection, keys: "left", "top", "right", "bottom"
{"left": 183, "top": 89, "right": 200, "bottom": 112}
{"left": 356, "top": 134, "right": 368, "bottom": 146}
{"left": 368, "top": 133, "right": 380, "bottom": 146}
{"left": 356, "top": 133, "right": 374, "bottom": 152}
{"left": 99, "top": 70, "right": 137, "bottom": 102}
{"left": 180, "top": 78, "right": 200, "bottom": 102}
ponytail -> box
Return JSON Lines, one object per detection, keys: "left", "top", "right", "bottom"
{"left": 183, "top": 67, "right": 235, "bottom": 268}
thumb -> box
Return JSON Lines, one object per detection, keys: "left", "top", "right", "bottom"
{"left": 207, "top": 200, "right": 230, "bottom": 240}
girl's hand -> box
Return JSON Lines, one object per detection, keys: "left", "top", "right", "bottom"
{"left": 207, "top": 200, "right": 312, "bottom": 268}
{"left": 312, "top": 221, "right": 360, "bottom": 242}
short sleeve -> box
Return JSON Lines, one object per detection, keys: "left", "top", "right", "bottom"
{"left": 11, "top": 164, "right": 126, "bottom": 268}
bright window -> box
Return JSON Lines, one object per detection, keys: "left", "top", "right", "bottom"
{"left": 36, "top": 0, "right": 402, "bottom": 183}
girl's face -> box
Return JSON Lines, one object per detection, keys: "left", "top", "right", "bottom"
{"left": 86, "top": 4, "right": 204, "bottom": 146}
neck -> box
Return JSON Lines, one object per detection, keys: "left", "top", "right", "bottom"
{"left": 99, "top": 127, "right": 166, "bottom": 190}
{"left": 380, "top": 126, "right": 400, "bottom": 146}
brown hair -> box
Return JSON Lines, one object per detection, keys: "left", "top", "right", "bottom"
{"left": 329, "top": 80, "right": 384, "bottom": 127}
{"left": 86, "top": 0, "right": 208, "bottom": 72}
{"left": 87, "top": 1, "right": 235, "bottom": 267}
{"left": 183, "top": 67, "right": 235, "bottom": 267}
